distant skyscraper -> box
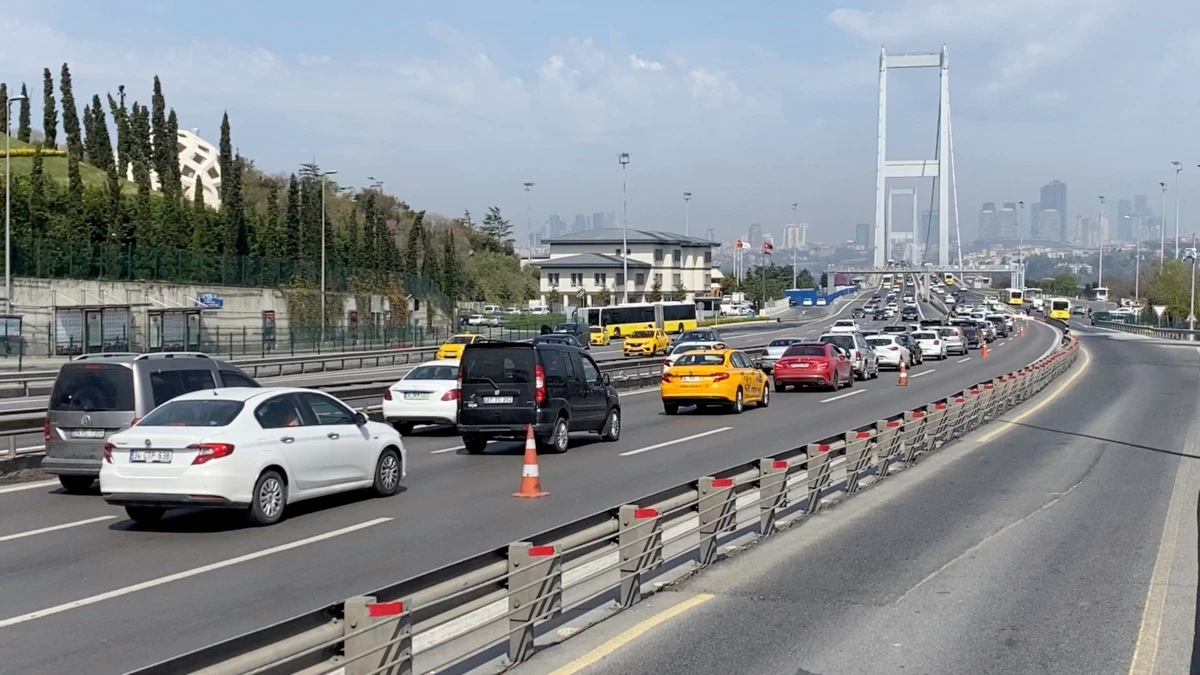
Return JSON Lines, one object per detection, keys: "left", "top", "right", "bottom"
{"left": 855, "top": 223, "right": 870, "bottom": 247}
{"left": 704, "top": 227, "right": 716, "bottom": 241}
{"left": 747, "top": 223, "right": 763, "bottom": 249}
{"left": 1039, "top": 209, "right": 1061, "bottom": 244}
{"left": 978, "top": 202, "right": 999, "bottom": 241}
{"left": 1134, "top": 194, "right": 1149, "bottom": 215}
{"left": 1040, "top": 180, "right": 1068, "bottom": 242}
{"left": 782, "top": 223, "right": 807, "bottom": 250}
{"left": 546, "top": 214, "right": 566, "bottom": 239}
{"left": 592, "top": 212, "right": 605, "bottom": 230}
{"left": 998, "top": 203, "right": 1018, "bottom": 239}
{"left": 1030, "top": 202, "right": 1042, "bottom": 239}
{"left": 571, "top": 214, "right": 587, "bottom": 233}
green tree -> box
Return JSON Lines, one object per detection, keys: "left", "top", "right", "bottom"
{"left": 405, "top": 211, "right": 424, "bottom": 294}
{"left": 59, "top": 63, "right": 83, "bottom": 160}
{"left": 163, "top": 109, "right": 181, "bottom": 199}
{"left": 260, "top": 182, "right": 281, "bottom": 258}
{"left": 597, "top": 285, "right": 612, "bottom": 306}
{"left": 190, "top": 175, "right": 214, "bottom": 253}
{"left": 0, "top": 84, "right": 7, "bottom": 134}
{"left": 41, "top": 68, "right": 57, "bottom": 148}
{"left": 17, "top": 83, "right": 31, "bottom": 142}
{"left": 648, "top": 275, "right": 663, "bottom": 301}
{"left": 192, "top": 175, "right": 206, "bottom": 211}
{"left": 107, "top": 90, "right": 131, "bottom": 178}
{"left": 27, "top": 148, "right": 47, "bottom": 237}
{"left": 103, "top": 160, "right": 126, "bottom": 276}
{"left": 283, "top": 174, "right": 301, "bottom": 260}
{"left": 86, "top": 94, "right": 114, "bottom": 170}
{"left": 66, "top": 151, "right": 84, "bottom": 234}
{"left": 480, "top": 206, "right": 512, "bottom": 248}
{"left": 1143, "top": 259, "right": 1192, "bottom": 322}
{"left": 225, "top": 153, "right": 248, "bottom": 256}
{"left": 441, "top": 229, "right": 461, "bottom": 310}
{"left": 150, "top": 76, "right": 172, "bottom": 186}
{"left": 669, "top": 284, "right": 688, "bottom": 302}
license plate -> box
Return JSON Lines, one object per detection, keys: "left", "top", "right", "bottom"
{"left": 130, "top": 449, "right": 173, "bottom": 463}
{"left": 482, "top": 396, "right": 513, "bottom": 404}
{"left": 403, "top": 392, "right": 430, "bottom": 400}
{"left": 71, "top": 429, "right": 105, "bottom": 439}
{"left": 797, "top": 363, "right": 810, "bottom": 368}
{"left": 681, "top": 376, "right": 703, "bottom": 382}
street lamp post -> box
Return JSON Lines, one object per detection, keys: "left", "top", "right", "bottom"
{"left": 1160, "top": 182, "right": 1168, "bottom": 265}
{"left": 618, "top": 153, "right": 630, "bottom": 303}
{"left": 5, "top": 93, "right": 27, "bottom": 313}
{"left": 683, "top": 192, "right": 692, "bottom": 237}
{"left": 1017, "top": 200, "right": 1025, "bottom": 289}
{"left": 1127, "top": 215, "right": 1140, "bottom": 301}
{"left": 1173, "top": 162, "right": 1182, "bottom": 258}
{"left": 523, "top": 182, "right": 534, "bottom": 264}
{"left": 1098, "top": 196, "right": 1106, "bottom": 291}
{"left": 1187, "top": 236, "right": 1198, "bottom": 332}
{"left": 791, "top": 202, "right": 799, "bottom": 288}
{"left": 319, "top": 169, "right": 338, "bottom": 343}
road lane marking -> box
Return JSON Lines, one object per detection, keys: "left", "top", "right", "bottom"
{"left": 910, "top": 369, "right": 935, "bottom": 378}
{"left": 957, "top": 357, "right": 972, "bottom": 363}
{"left": 549, "top": 593, "right": 715, "bottom": 675}
{"left": 820, "top": 390, "right": 864, "bottom": 403}
{"left": 0, "top": 517, "right": 392, "bottom": 628}
{"left": 976, "top": 347, "right": 1091, "bottom": 444}
{"left": 0, "top": 516, "right": 117, "bottom": 543}
{"left": 619, "top": 427, "right": 733, "bottom": 457}
{"left": 0, "top": 479, "right": 59, "bottom": 495}
{"left": 429, "top": 445, "right": 465, "bottom": 455}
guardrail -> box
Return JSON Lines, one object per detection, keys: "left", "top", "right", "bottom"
{"left": 1093, "top": 319, "right": 1199, "bottom": 341}
{"left": 127, "top": 334, "right": 1080, "bottom": 675}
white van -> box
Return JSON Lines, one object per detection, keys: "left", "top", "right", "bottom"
{"left": 529, "top": 305, "right": 551, "bottom": 316}
{"left": 483, "top": 304, "right": 501, "bottom": 314}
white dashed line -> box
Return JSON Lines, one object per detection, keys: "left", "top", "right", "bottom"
{"left": 619, "top": 427, "right": 734, "bottom": 457}
{"left": 820, "top": 390, "right": 865, "bottom": 403}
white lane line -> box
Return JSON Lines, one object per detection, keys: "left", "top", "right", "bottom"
{"left": 429, "top": 445, "right": 465, "bottom": 455}
{"left": 820, "top": 389, "right": 865, "bottom": 403}
{"left": 619, "top": 427, "right": 733, "bottom": 457}
{"left": 911, "top": 369, "right": 935, "bottom": 378}
{"left": 0, "top": 516, "right": 117, "bottom": 543}
{"left": 993, "top": 341, "right": 1005, "bottom": 347}
{"left": 0, "top": 517, "right": 392, "bottom": 628}
{"left": 0, "top": 479, "right": 59, "bottom": 495}
{"left": 957, "top": 357, "right": 972, "bottom": 363}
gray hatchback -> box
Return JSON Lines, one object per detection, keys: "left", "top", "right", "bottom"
{"left": 43, "top": 352, "right": 259, "bottom": 492}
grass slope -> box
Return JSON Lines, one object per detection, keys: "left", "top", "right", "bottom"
{"left": 0, "top": 133, "right": 137, "bottom": 194}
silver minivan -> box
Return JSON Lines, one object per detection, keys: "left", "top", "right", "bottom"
{"left": 42, "top": 353, "right": 259, "bottom": 492}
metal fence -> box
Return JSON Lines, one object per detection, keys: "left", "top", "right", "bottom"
{"left": 1093, "top": 318, "right": 1198, "bottom": 341}
{"left": 127, "top": 334, "right": 1081, "bottom": 675}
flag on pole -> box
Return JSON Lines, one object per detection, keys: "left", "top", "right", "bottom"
{"left": 735, "top": 240, "right": 743, "bottom": 249}
{"left": 763, "top": 241, "right": 774, "bottom": 256}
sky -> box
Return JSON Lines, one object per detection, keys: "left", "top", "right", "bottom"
{"left": 3, "top": 0, "right": 1200, "bottom": 244}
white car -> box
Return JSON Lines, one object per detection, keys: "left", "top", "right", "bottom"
{"left": 383, "top": 360, "right": 460, "bottom": 435}
{"left": 864, "top": 334, "right": 910, "bottom": 369}
{"left": 829, "top": 319, "right": 859, "bottom": 334}
{"left": 466, "top": 314, "right": 489, "bottom": 326}
{"left": 100, "top": 387, "right": 407, "bottom": 527}
{"left": 802, "top": 298, "right": 814, "bottom": 306}
{"left": 816, "top": 298, "right": 828, "bottom": 306}
{"left": 760, "top": 337, "right": 809, "bottom": 373}
{"left": 664, "top": 341, "right": 727, "bottom": 366}
{"left": 935, "top": 327, "right": 968, "bottom": 355}
{"left": 912, "top": 331, "right": 948, "bottom": 360}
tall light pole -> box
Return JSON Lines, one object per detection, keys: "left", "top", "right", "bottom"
{"left": 1098, "top": 196, "right": 1106, "bottom": 292}
{"left": 1160, "top": 182, "right": 1168, "bottom": 265}
{"left": 1017, "top": 200, "right": 1025, "bottom": 289}
{"left": 4, "top": 93, "right": 27, "bottom": 313}
{"left": 791, "top": 202, "right": 799, "bottom": 288}
{"left": 1189, "top": 235, "right": 1198, "bottom": 330}
{"left": 683, "top": 192, "right": 692, "bottom": 236}
{"left": 523, "top": 182, "right": 534, "bottom": 264}
{"left": 618, "top": 153, "right": 630, "bottom": 303}
{"left": 1127, "top": 215, "right": 1140, "bottom": 301}
{"left": 1173, "top": 162, "right": 1182, "bottom": 258}
{"left": 319, "top": 169, "right": 338, "bottom": 342}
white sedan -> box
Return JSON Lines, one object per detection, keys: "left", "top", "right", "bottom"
{"left": 100, "top": 387, "right": 406, "bottom": 527}
{"left": 828, "top": 320, "right": 859, "bottom": 334}
{"left": 664, "top": 341, "right": 727, "bottom": 366}
{"left": 912, "top": 331, "right": 948, "bottom": 360}
{"left": 383, "top": 359, "right": 460, "bottom": 435}
{"left": 864, "top": 334, "right": 910, "bottom": 369}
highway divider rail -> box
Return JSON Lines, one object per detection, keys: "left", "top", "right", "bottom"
{"left": 128, "top": 334, "right": 1082, "bottom": 675}
{"left": 1092, "top": 318, "right": 1199, "bottom": 341}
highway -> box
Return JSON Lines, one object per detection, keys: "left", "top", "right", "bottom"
{"left": 0, "top": 285, "right": 1061, "bottom": 674}
{"left": 507, "top": 316, "right": 1199, "bottom": 675}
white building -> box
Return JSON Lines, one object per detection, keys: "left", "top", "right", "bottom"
{"left": 783, "top": 223, "right": 808, "bottom": 250}
{"left": 536, "top": 228, "right": 718, "bottom": 308}
{"left": 121, "top": 129, "right": 222, "bottom": 208}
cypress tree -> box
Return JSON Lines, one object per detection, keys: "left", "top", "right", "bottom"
{"left": 263, "top": 182, "right": 281, "bottom": 258}
{"left": 404, "top": 212, "right": 423, "bottom": 294}
{"left": 164, "top": 109, "right": 181, "bottom": 199}
{"left": 28, "top": 147, "right": 47, "bottom": 237}
{"left": 231, "top": 154, "right": 249, "bottom": 255}
{"left": 41, "top": 68, "right": 57, "bottom": 148}
{"left": 81, "top": 103, "right": 93, "bottom": 157}
{"left": 16, "top": 84, "right": 31, "bottom": 142}
{"left": 0, "top": 84, "right": 7, "bottom": 135}
{"left": 283, "top": 174, "right": 301, "bottom": 261}
{"left": 150, "top": 77, "right": 171, "bottom": 186}
{"left": 104, "top": 161, "right": 126, "bottom": 276}
{"left": 66, "top": 151, "right": 86, "bottom": 241}
{"left": 108, "top": 93, "right": 130, "bottom": 178}
{"left": 131, "top": 103, "right": 153, "bottom": 176}
{"left": 343, "top": 208, "right": 361, "bottom": 271}
{"left": 89, "top": 95, "right": 114, "bottom": 170}
{"left": 441, "top": 229, "right": 460, "bottom": 307}
{"left": 217, "top": 112, "right": 232, "bottom": 201}
{"left": 59, "top": 63, "right": 83, "bottom": 160}
{"left": 190, "top": 175, "right": 213, "bottom": 253}
{"left": 193, "top": 174, "right": 206, "bottom": 211}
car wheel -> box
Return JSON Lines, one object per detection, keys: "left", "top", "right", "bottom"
{"left": 601, "top": 408, "right": 621, "bottom": 442}
{"left": 845, "top": 369, "right": 855, "bottom": 387}
{"left": 870, "top": 364, "right": 880, "bottom": 379}
{"left": 463, "top": 435, "right": 489, "bottom": 454}
{"left": 758, "top": 385, "right": 770, "bottom": 408}
{"left": 729, "top": 388, "right": 744, "bottom": 414}
{"left": 663, "top": 402, "right": 680, "bottom": 415}
{"left": 539, "top": 416, "right": 570, "bottom": 454}
{"left": 58, "top": 475, "right": 95, "bottom": 494}
{"left": 247, "top": 470, "right": 287, "bottom": 527}
{"left": 393, "top": 422, "right": 415, "bottom": 436}
{"left": 830, "top": 373, "right": 840, "bottom": 391}
{"left": 125, "top": 506, "right": 165, "bottom": 524}
{"left": 774, "top": 381, "right": 787, "bottom": 393}
{"left": 372, "top": 448, "right": 402, "bottom": 497}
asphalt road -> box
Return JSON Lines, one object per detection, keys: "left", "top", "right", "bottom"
{"left": 509, "top": 317, "right": 1200, "bottom": 675}
{"left": 0, "top": 284, "right": 1061, "bottom": 674}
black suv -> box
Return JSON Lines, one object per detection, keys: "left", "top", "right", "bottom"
{"left": 551, "top": 322, "right": 591, "bottom": 348}
{"left": 457, "top": 341, "right": 621, "bottom": 454}
{"left": 950, "top": 321, "right": 982, "bottom": 348}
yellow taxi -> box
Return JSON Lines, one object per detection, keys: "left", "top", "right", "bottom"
{"left": 435, "top": 333, "right": 484, "bottom": 360}
{"left": 623, "top": 328, "right": 669, "bottom": 356}
{"left": 660, "top": 348, "right": 770, "bottom": 415}
{"left": 589, "top": 326, "right": 611, "bottom": 347}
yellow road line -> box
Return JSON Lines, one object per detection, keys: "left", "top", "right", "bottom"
{"left": 976, "top": 347, "right": 1092, "bottom": 443}
{"left": 548, "top": 593, "right": 715, "bottom": 675}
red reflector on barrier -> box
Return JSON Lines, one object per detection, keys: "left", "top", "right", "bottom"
{"left": 886, "top": 420, "right": 901, "bottom": 427}
{"left": 912, "top": 411, "right": 926, "bottom": 418}
{"left": 984, "top": 383, "right": 994, "bottom": 389}
{"left": 954, "top": 397, "right": 965, "bottom": 403}
{"left": 366, "top": 602, "right": 404, "bottom": 617}
{"left": 711, "top": 477, "right": 734, "bottom": 488}
{"left": 633, "top": 508, "right": 658, "bottom": 519}
{"left": 772, "top": 459, "right": 789, "bottom": 470}
{"left": 818, "top": 444, "right": 831, "bottom": 452}
{"left": 856, "top": 431, "right": 872, "bottom": 438}
{"left": 528, "top": 545, "right": 556, "bottom": 557}
{"left": 935, "top": 402, "right": 947, "bottom": 410}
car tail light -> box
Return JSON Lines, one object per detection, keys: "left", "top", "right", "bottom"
{"left": 131, "top": 417, "right": 141, "bottom": 426}
{"left": 383, "top": 389, "right": 393, "bottom": 401}
{"left": 189, "top": 442, "right": 235, "bottom": 465}
{"left": 888, "top": 346, "right": 899, "bottom": 351}
{"left": 442, "top": 389, "right": 460, "bottom": 401}
{"left": 932, "top": 340, "right": 939, "bottom": 345}
{"left": 457, "top": 364, "right": 464, "bottom": 391}
{"left": 535, "top": 364, "right": 546, "bottom": 404}
{"left": 712, "top": 372, "right": 730, "bottom": 382}
{"left": 43, "top": 417, "right": 50, "bottom": 442}
{"left": 661, "top": 372, "right": 675, "bottom": 383}
{"left": 103, "top": 442, "right": 113, "bottom": 463}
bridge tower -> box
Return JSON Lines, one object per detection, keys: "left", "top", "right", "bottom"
{"left": 873, "top": 46, "right": 952, "bottom": 266}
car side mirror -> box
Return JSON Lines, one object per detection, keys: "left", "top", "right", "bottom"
{"left": 753, "top": 359, "right": 764, "bottom": 370}
{"left": 602, "top": 373, "right": 612, "bottom": 385}
{"left": 354, "top": 411, "right": 368, "bottom": 426}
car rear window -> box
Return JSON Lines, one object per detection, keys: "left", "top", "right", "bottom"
{"left": 406, "top": 365, "right": 458, "bottom": 380}
{"left": 447, "top": 335, "right": 475, "bottom": 344}
{"left": 882, "top": 326, "right": 906, "bottom": 333}
{"left": 769, "top": 338, "right": 806, "bottom": 347}
{"left": 675, "top": 353, "right": 726, "bottom": 367}
{"left": 630, "top": 330, "right": 654, "bottom": 338}
{"left": 913, "top": 332, "right": 937, "bottom": 340}
{"left": 672, "top": 343, "right": 708, "bottom": 355}
{"left": 834, "top": 321, "right": 854, "bottom": 327}
{"left": 150, "top": 369, "right": 217, "bottom": 408}
{"left": 463, "top": 346, "right": 535, "bottom": 385}
{"left": 821, "top": 335, "right": 854, "bottom": 351}
{"left": 49, "top": 364, "right": 135, "bottom": 412}
{"left": 783, "top": 344, "right": 827, "bottom": 357}
{"left": 138, "top": 399, "right": 244, "bottom": 427}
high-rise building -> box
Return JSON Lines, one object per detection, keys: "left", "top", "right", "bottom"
{"left": 747, "top": 223, "right": 763, "bottom": 249}
{"left": 1039, "top": 209, "right": 1061, "bottom": 246}
{"left": 1134, "top": 194, "right": 1149, "bottom": 215}
{"left": 1118, "top": 213, "right": 1134, "bottom": 242}
{"left": 545, "top": 214, "right": 566, "bottom": 239}
{"left": 1030, "top": 202, "right": 1042, "bottom": 239}
{"left": 1117, "top": 199, "right": 1133, "bottom": 242}
{"left": 782, "top": 223, "right": 807, "bottom": 250}
{"left": 855, "top": 223, "right": 870, "bottom": 247}
{"left": 705, "top": 227, "right": 716, "bottom": 241}
{"left": 1040, "top": 180, "right": 1068, "bottom": 242}
{"left": 571, "top": 214, "right": 588, "bottom": 233}
{"left": 592, "top": 212, "right": 606, "bottom": 230}
{"left": 998, "top": 202, "right": 1018, "bottom": 240}
{"left": 978, "top": 202, "right": 999, "bottom": 241}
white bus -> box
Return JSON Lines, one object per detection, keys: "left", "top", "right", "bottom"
{"left": 1023, "top": 287, "right": 1044, "bottom": 312}
{"left": 1091, "top": 286, "right": 1109, "bottom": 302}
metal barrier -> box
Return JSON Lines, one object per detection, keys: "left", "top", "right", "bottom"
{"left": 127, "top": 336, "right": 1082, "bottom": 675}
{"left": 1093, "top": 319, "right": 1199, "bottom": 341}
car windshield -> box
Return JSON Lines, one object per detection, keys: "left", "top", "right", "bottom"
{"left": 769, "top": 338, "right": 806, "bottom": 347}
{"left": 552, "top": 324, "right": 579, "bottom": 333}
{"left": 834, "top": 321, "right": 854, "bottom": 327}
{"left": 882, "top": 326, "right": 906, "bottom": 333}
{"left": 937, "top": 328, "right": 958, "bottom": 337}
{"left": 48, "top": 364, "right": 135, "bottom": 412}
{"left": 675, "top": 353, "right": 726, "bottom": 367}
{"left": 447, "top": 335, "right": 475, "bottom": 344}
{"left": 672, "top": 343, "right": 709, "bottom": 355}
{"left": 405, "top": 365, "right": 459, "bottom": 381}
{"left": 138, "top": 399, "right": 244, "bottom": 427}
{"left": 783, "top": 344, "right": 827, "bottom": 357}
{"left": 679, "top": 331, "right": 711, "bottom": 340}
{"left": 630, "top": 330, "right": 655, "bottom": 338}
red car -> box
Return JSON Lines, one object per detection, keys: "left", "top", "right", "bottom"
{"left": 772, "top": 342, "right": 854, "bottom": 392}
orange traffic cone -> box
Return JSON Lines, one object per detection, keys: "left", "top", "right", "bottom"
{"left": 981, "top": 342, "right": 989, "bottom": 359}
{"left": 513, "top": 425, "right": 549, "bottom": 498}
{"left": 897, "top": 359, "right": 909, "bottom": 386}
